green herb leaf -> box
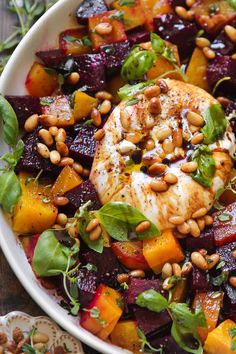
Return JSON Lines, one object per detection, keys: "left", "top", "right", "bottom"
{"left": 201, "top": 104, "right": 227, "bottom": 145}
{"left": 136, "top": 289, "right": 168, "bottom": 312}
{"left": 0, "top": 171, "right": 22, "bottom": 213}
{"left": 213, "top": 187, "right": 225, "bottom": 210}
{"left": 212, "top": 76, "right": 231, "bottom": 95}
{"left": 191, "top": 146, "right": 215, "bottom": 187}
{"left": 109, "top": 10, "right": 125, "bottom": 21}
{"left": 118, "top": 81, "right": 154, "bottom": 100}
{"left": 0, "top": 95, "right": 19, "bottom": 147}
{"left": 229, "top": 327, "right": 236, "bottom": 338}
{"left": 22, "top": 343, "right": 36, "bottom": 354}
{"left": 216, "top": 260, "right": 226, "bottom": 269}
{"left": 211, "top": 271, "right": 229, "bottom": 286}
{"left": 120, "top": 282, "right": 129, "bottom": 290}
{"left": 98, "top": 202, "right": 160, "bottom": 241}
{"left": 40, "top": 97, "right": 55, "bottom": 106}
{"left": 218, "top": 212, "right": 232, "bottom": 222}
{"left": 119, "top": 0, "right": 135, "bottom": 6}
{"left": 125, "top": 98, "right": 140, "bottom": 106}
{"left": 137, "top": 328, "right": 163, "bottom": 353}
{"left": 82, "top": 263, "right": 98, "bottom": 272}
{"left": 151, "top": 33, "right": 176, "bottom": 65}
{"left": 0, "top": 139, "right": 24, "bottom": 168}
{"left": 227, "top": 0, "right": 236, "bottom": 10}
{"left": 44, "top": 67, "right": 57, "bottom": 75}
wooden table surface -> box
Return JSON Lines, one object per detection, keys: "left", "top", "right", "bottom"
{"left": 0, "top": 2, "right": 99, "bottom": 353}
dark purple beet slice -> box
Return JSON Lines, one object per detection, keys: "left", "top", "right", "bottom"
{"left": 124, "top": 278, "right": 162, "bottom": 305}
{"left": 126, "top": 26, "right": 150, "bottom": 47}
{"left": 76, "top": 0, "right": 108, "bottom": 25}
{"left": 185, "top": 228, "right": 215, "bottom": 252}
{"left": 77, "top": 269, "right": 98, "bottom": 308}
{"left": 80, "top": 248, "right": 123, "bottom": 288}
{"left": 206, "top": 56, "right": 236, "bottom": 91}
{"left": 153, "top": 13, "right": 198, "bottom": 59}
{"left": 226, "top": 101, "right": 236, "bottom": 117}
{"left": 133, "top": 306, "right": 171, "bottom": 335}
{"left": 169, "top": 0, "right": 186, "bottom": 7}
{"left": 189, "top": 266, "right": 211, "bottom": 292}
{"left": 210, "top": 30, "right": 236, "bottom": 56}
{"left": 5, "top": 95, "right": 41, "bottom": 129}
{"left": 151, "top": 335, "right": 188, "bottom": 354}
{"left": 224, "top": 283, "right": 236, "bottom": 310}
{"left": 217, "top": 242, "right": 236, "bottom": 273}
{"left": 35, "top": 50, "right": 66, "bottom": 68}
{"left": 69, "top": 124, "right": 97, "bottom": 167}
{"left": 73, "top": 54, "right": 106, "bottom": 93}
{"left": 100, "top": 41, "right": 130, "bottom": 76}
{"left": 65, "top": 180, "right": 101, "bottom": 213}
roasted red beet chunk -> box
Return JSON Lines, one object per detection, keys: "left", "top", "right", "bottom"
{"left": 224, "top": 283, "right": 236, "bottom": 310}
{"left": 76, "top": 0, "right": 108, "bottom": 25}
{"left": 126, "top": 26, "right": 150, "bottom": 46}
{"left": 210, "top": 29, "right": 236, "bottom": 56}
{"left": 189, "top": 266, "right": 211, "bottom": 292}
{"left": 206, "top": 56, "right": 236, "bottom": 90}
{"left": 151, "top": 335, "right": 188, "bottom": 354}
{"left": 185, "top": 228, "right": 215, "bottom": 252}
{"left": 35, "top": 49, "right": 66, "bottom": 68}
{"left": 124, "top": 278, "right": 162, "bottom": 304}
{"left": 217, "top": 242, "right": 236, "bottom": 273}
{"left": 213, "top": 202, "right": 236, "bottom": 247}
{"left": 133, "top": 306, "right": 171, "bottom": 335}
{"left": 100, "top": 41, "right": 130, "bottom": 76}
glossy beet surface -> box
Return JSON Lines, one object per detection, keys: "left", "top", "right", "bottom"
{"left": 189, "top": 266, "right": 211, "bottom": 292}
{"left": 76, "top": 0, "right": 108, "bottom": 25}
{"left": 213, "top": 203, "right": 236, "bottom": 247}
{"left": 151, "top": 335, "right": 188, "bottom": 354}
{"left": 206, "top": 56, "right": 236, "bottom": 91}
{"left": 126, "top": 26, "right": 150, "bottom": 46}
{"left": 35, "top": 49, "right": 66, "bottom": 68}
{"left": 185, "top": 228, "right": 215, "bottom": 252}
{"left": 210, "top": 30, "right": 236, "bottom": 56}
{"left": 224, "top": 283, "right": 236, "bottom": 310}
{"left": 100, "top": 41, "right": 130, "bottom": 76}
{"left": 124, "top": 278, "right": 162, "bottom": 304}
{"left": 217, "top": 242, "right": 236, "bottom": 273}
{"left": 133, "top": 306, "right": 171, "bottom": 335}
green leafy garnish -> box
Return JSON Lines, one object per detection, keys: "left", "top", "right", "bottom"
{"left": 0, "top": 95, "right": 19, "bottom": 147}
{"left": 84, "top": 307, "right": 106, "bottom": 325}
{"left": 125, "top": 98, "right": 140, "bottom": 106}
{"left": 119, "top": 0, "right": 135, "bottom": 6}
{"left": 212, "top": 76, "right": 231, "bottom": 95}
{"left": 231, "top": 340, "right": 236, "bottom": 350}
{"left": 22, "top": 343, "right": 36, "bottom": 354}
{"left": 0, "top": 171, "right": 22, "bottom": 213}
{"left": 109, "top": 10, "right": 125, "bottom": 21}
{"left": 201, "top": 104, "right": 227, "bottom": 145}
{"left": 190, "top": 146, "right": 215, "bottom": 188}
{"left": 137, "top": 328, "right": 163, "bottom": 353}
{"left": 218, "top": 212, "right": 232, "bottom": 222}
{"left": 212, "top": 271, "right": 229, "bottom": 286}
{"left": 151, "top": 33, "right": 177, "bottom": 65}
{"left": 118, "top": 81, "right": 154, "bottom": 100}
{"left": 40, "top": 97, "right": 55, "bottom": 106}
{"left": 227, "top": 0, "right": 236, "bottom": 10}
{"left": 63, "top": 35, "right": 92, "bottom": 47}
{"left": 136, "top": 289, "right": 168, "bottom": 312}
{"left": 120, "top": 282, "right": 129, "bottom": 290}
{"left": 229, "top": 327, "right": 236, "bottom": 338}
{"left": 82, "top": 263, "right": 98, "bottom": 272}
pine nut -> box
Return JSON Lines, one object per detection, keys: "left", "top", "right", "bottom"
{"left": 24, "top": 114, "right": 39, "bottom": 132}
{"left": 189, "top": 124, "right": 199, "bottom": 133}
{"left": 148, "top": 97, "right": 161, "bottom": 114}
{"left": 145, "top": 138, "right": 155, "bottom": 151}
{"left": 53, "top": 196, "right": 69, "bottom": 206}
{"left": 195, "top": 37, "right": 211, "bottom": 48}
{"left": 36, "top": 143, "right": 50, "bottom": 159}
{"left": 49, "top": 126, "right": 59, "bottom": 136}
{"left": 164, "top": 173, "right": 178, "bottom": 184}
{"left": 136, "top": 221, "right": 151, "bottom": 233}
{"left": 172, "top": 128, "right": 183, "bottom": 147}
{"left": 56, "top": 141, "right": 69, "bottom": 157}
{"left": 177, "top": 222, "right": 190, "bottom": 235}
{"left": 34, "top": 343, "right": 45, "bottom": 351}
{"left": 217, "top": 96, "right": 231, "bottom": 107}
{"left": 149, "top": 163, "right": 167, "bottom": 175}
{"left": 203, "top": 47, "right": 216, "bottom": 59}
{"left": 55, "top": 128, "right": 67, "bottom": 143}
{"left": 169, "top": 216, "right": 185, "bottom": 225}
{"left": 117, "top": 273, "right": 129, "bottom": 284}
{"left": 129, "top": 269, "right": 145, "bottom": 278}
{"left": 204, "top": 215, "right": 213, "bottom": 226}
{"left": 191, "top": 133, "right": 204, "bottom": 145}
{"left": 72, "top": 162, "right": 83, "bottom": 174}
{"left": 94, "top": 128, "right": 105, "bottom": 141}
{"left": 232, "top": 250, "right": 236, "bottom": 259}
{"left": 181, "top": 262, "right": 193, "bottom": 277}
{"left": 39, "top": 114, "right": 58, "bottom": 127}
{"left": 99, "top": 99, "right": 111, "bottom": 115}
{"left": 89, "top": 225, "right": 102, "bottom": 241}
{"left": 82, "top": 168, "right": 90, "bottom": 177}
{"left": 38, "top": 128, "right": 53, "bottom": 146}
{"left": 186, "top": 111, "right": 204, "bottom": 126}
{"left": 56, "top": 213, "right": 68, "bottom": 226}
{"left": 162, "top": 277, "right": 174, "bottom": 290}
{"left": 86, "top": 218, "right": 100, "bottom": 232}
{"left": 162, "top": 262, "right": 173, "bottom": 279}
{"left": 199, "top": 249, "right": 207, "bottom": 257}
{"left": 120, "top": 109, "right": 130, "bottom": 129}
{"left": 95, "top": 22, "right": 113, "bottom": 36}
{"left": 32, "top": 333, "right": 49, "bottom": 344}
{"left": 175, "top": 231, "right": 188, "bottom": 239}
{"left": 192, "top": 207, "right": 207, "bottom": 219}
{"left": 156, "top": 79, "right": 169, "bottom": 93}
{"left": 172, "top": 263, "right": 181, "bottom": 276}
{"left": 197, "top": 217, "right": 205, "bottom": 231}
{"left": 49, "top": 150, "right": 61, "bottom": 165}
{"left": 67, "top": 72, "right": 80, "bottom": 85}
{"left": 181, "top": 161, "right": 198, "bottom": 173}
{"left": 175, "top": 6, "right": 194, "bottom": 20}
{"left": 91, "top": 108, "right": 102, "bottom": 127}
{"left": 95, "top": 91, "right": 112, "bottom": 100}
{"left": 187, "top": 219, "right": 201, "bottom": 237}
{"left": 162, "top": 138, "right": 174, "bottom": 154}
{"left": 229, "top": 276, "right": 236, "bottom": 288}
{"left": 232, "top": 53, "right": 236, "bottom": 59}
{"left": 224, "top": 25, "right": 236, "bottom": 43}
{"left": 186, "top": 0, "right": 195, "bottom": 5}
{"left": 206, "top": 253, "right": 220, "bottom": 270}
{"left": 155, "top": 126, "right": 172, "bottom": 141}
{"left": 126, "top": 132, "right": 141, "bottom": 144}
{"left": 59, "top": 157, "right": 74, "bottom": 166}
{"left": 144, "top": 85, "right": 161, "bottom": 99}
{"left": 150, "top": 179, "right": 168, "bottom": 192}
{"left": 191, "top": 251, "right": 208, "bottom": 270}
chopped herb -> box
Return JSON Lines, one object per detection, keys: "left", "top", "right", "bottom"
{"left": 64, "top": 35, "right": 92, "bottom": 47}
{"left": 83, "top": 119, "right": 93, "bottom": 126}
{"left": 218, "top": 213, "right": 232, "bottom": 222}
{"left": 82, "top": 263, "right": 97, "bottom": 272}
{"left": 125, "top": 98, "right": 140, "bottom": 106}
{"left": 137, "top": 328, "right": 163, "bottom": 353}
{"left": 191, "top": 145, "right": 215, "bottom": 188}
{"left": 228, "top": 327, "right": 236, "bottom": 338}
{"left": 42, "top": 197, "right": 51, "bottom": 204}
{"left": 136, "top": 289, "right": 168, "bottom": 312}
{"left": 212, "top": 76, "right": 231, "bottom": 95}
{"left": 210, "top": 292, "right": 222, "bottom": 299}
{"left": 44, "top": 67, "right": 57, "bottom": 75}
{"left": 116, "top": 297, "right": 124, "bottom": 308}
{"left": 21, "top": 343, "right": 36, "bottom": 354}
{"left": 212, "top": 271, "right": 229, "bottom": 286}
{"left": 201, "top": 104, "right": 227, "bottom": 145}
{"left": 40, "top": 97, "right": 55, "bottom": 106}
{"left": 120, "top": 282, "right": 129, "bottom": 290}
{"left": 216, "top": 260, "right": 226, "bottom": 269}
{"left": 119, "top": 0, "right": 136, "bottom": 6}
{"left": 109, "top": 10, "right": 125, "bottom": 21}
{"left": 231, "top": 340, "right": 236, "bottom": 350}
{"left": 85, "top": 307, "right": 106, "bottom": 325}
{"left": 63, "top": 35, "right": 78, "bottom": 42}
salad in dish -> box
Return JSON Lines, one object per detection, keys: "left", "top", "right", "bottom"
{"left": 0, "top": 0, "right": 236, "bottom": 353}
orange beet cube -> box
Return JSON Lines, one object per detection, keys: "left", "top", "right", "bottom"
{"left": 51, "top": 166, "right": 83, "bottom": 196}
{"left": 112, "top": 0, "right": 145, "bottom": 31}
{"left": 41, "top": 95, "right": 74, "bottom": 127}
{"left": 59, "top": 28, "right": 92, "bottom": 55}
{"left": 73, "top": 91, "right": 98, "bottom": 121}
{"left": 186, "top": 48, "right": 210, "bottom": 92}
{"left": 111, "top": 241, "right": 150, "bottom": 270}
{"left": 204, "top": 319, "right": 236, "bottom": 354}
{"left": 110, "top": 320, "right": 141, "bottom": 353}
{"left": 140, "top": 0, "right": 173, "bottom": 31}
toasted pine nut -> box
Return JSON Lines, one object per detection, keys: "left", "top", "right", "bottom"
{"left": 144, "top": 85, "right": 161, "bottom": 99}
{"left": 56, "top": 141, "right": 69, "bottom": 157}
{"left": 24, "top": 114, "right": 39, "bottom": 132}
{"left": 39, "top": 114, "right": 58, "bottom": 127}
{"left": 162, "top": 262, "right": 173, "bottom": 279}
{"left": 149, "top": 163, "right": 167, "bottom": 175}
{"left": 155, "top": 126, "right": 172, "bottom": 141}
{"left": 162, "top": 277, "right": 174, "bottom": 290}
{"left": 34, "top": 343, "right": 45, "bottom": 351}
{"left": 197, "top": 217, "right": 205, "bottom": 231}
{"left": 191, "top": 251, "right": 208, "bottom": 270}
{"left": 232, "top": 53, "right": 236, "bottom": 59}
{"left": 56, "top": 213, "right": 68, "bottom": 226}
{"left": 186, "top": 111, "right": 204, "bottom": 126}
{"left": 72, "top": 162, "right": 83, "bottom": 174}
{"left": 95, "top": 22, "right": 113, "bottom": 35}
{"left": 229, "top": 276, "right": 236, "bottom": 288}
{"left": 204, "top": 215, "right": 213, "bottom": 226}
{"left": 203, "top": 47, "right": 216, "bottom": 59}
{"left": 59, "top": 157, "right": 74, "bottom": 166}
{"left": 32, "top": 333, "right": 49, "bottom": 344}
{"left": 68, "top": 72, "right": 80, "bottom": 85}
{"left": 172, "top": 263, "right": 181, "bottom": 276}
{"left": 172, "top": 128, "right": 183, "bottom": 147}
{"left": 148, "top": 97, "right": 161, "bottom": 114}
{"left": 145, "top": 138, "right": 155, "bottom": 151}
{"left": 224, "top": 25, "right": 236, "bottom": 43}
{"left": 117, "top": 273, "right": 129, "bottom": 284}
{"left": 94, "top": 128, "right": 105, "bottom": 141}
{"left": 164, "top": 173, "right": 178, "bottom": 184}
{"left": 136, "top": 221, "right": 151, "bottom": 233}
{"left": 86, "top": 218, "right": 100, "bottom": 233}
{"left": 95, "top": 91, "right": 112, "bottom": 100}
{"left": 169, "top": 216, "right": 185, "bottom": 225}
{"left": 150, "top": 179, "right": 168, "bottom": 192}
{"left": 38, "top": 128, "right": 53, "bottom": 146}
{"left": 232, "top": 250, "right": 236, "bottom": 259}
{"left": 162, "top": 138, "right": 174, "bottom": 154}
{"left": 99, "top": 99, "right": 111, "bottom": 115}
{"left": 177, "top": 222, "right": 190, "bottom": 235}
{"left": 192, "top": 207, "right": 207, "bottom": 219}
{"left": 199, "top": 249, "right": 207, "bottom": 257}
{"left": 175, "top": 6, "right": 194, "bottom": 20}
{"left": 191, "top": 133, "right": 204, "bottom": 145}
{"left": 217, "top": 96, "right": 231, "bottom": 107}
{"left": 49, "top": 126, "right": 59, "bottom": 136}
{"left": 129, "top": 269, "right": 145, "bottom": 278}
{"left": 181, "top": 161, "right": 198, "bottom": 173}
{"left": 53, "top": 196, "right": 69, "bottom": 206}
{"left": 207, "top": 253, "right": 220, "bottom": 270}
{"left": 50, "top": 150, "right": 61, "bottom": 165}
{"left": 55, "top": 128, "right": 67, "bottom": 143}
{"left": 36, "top": 143, "right": 50, "bottom": 159}
{"left": 156, "top": 79, "right": 169, "bottom": 93}
{"left": 195, "top": 37, "right": 211, "bottom": 48}
{"left": 189, "top": 124, "right": 199, "bottom": 133}
{"left": 89, "top": 225, "right": 102, "bottom": 241}
{"left": 126, "top": 132, "right": 142, "bottom": 144}
{"left": 181, "top": 262, "right": 193, "bottom": 277}
{"left": 186, "top": 0, "right": 195, "bottom": 6}
{"left": 120, "top": 109, "right": 130, "bottom": 129}
{"left": 82, "top": 168, "right": 90, "bottom": 177}
{"left": 91, "top": 108, "right": 102, "bottom": 127}
{"left": 187, "top": 219, "right": 201, "bottom": 237}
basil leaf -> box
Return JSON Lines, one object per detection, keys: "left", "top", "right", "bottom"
{"left": 0, "top": 171, "right": 22, "bottom": 213}
{"left": 121, "top": 47, "right": 156, "bottom": 81}
{"left": 0, "top": 95, "right": 19, "bottom": 147}
{"left": 151, "top": 33, "right": 165, "bottom": 54}
{"left": 201, "top": 104, "right": 227, "bottom": 144}
{"left": 119, "top": 0, "right": 135, "bottom": 6}
{"left": 0, "top": 139, "right": 24, "bottom": 167}
{"left": 171, "top": 322, "right": 203, "bottom": 354}
{"left": 227, "top": 0, "right": 236, "bottom": 10}
{"left": 136, "top": 289, "right": 168, "bottom": 312}
{"left": 32, "top": 230, "right": 77, "bottom": 277}
{"left": 98, "top": 202, "right": 160, "bottom": 241}
{"left": 118, "top": 81, "right": 154, "bottom": 100}
{"left": 191, "top": 146, "right": 215, "bottom": 188}
{"left": 231, "top": 340, "right": 236, "bottom": 350}
{"left": 218, "top": 212, "right": 232, "bottom": 222}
